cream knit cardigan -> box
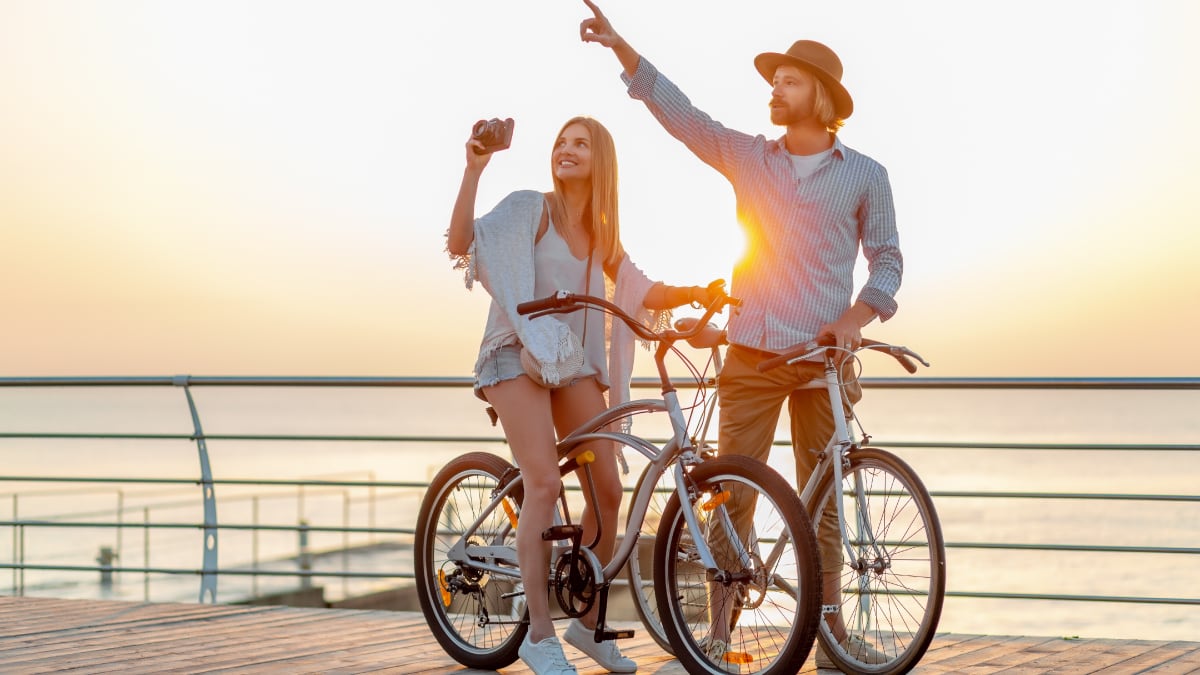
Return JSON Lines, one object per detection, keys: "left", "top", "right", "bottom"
{"left": 451, "top": 190, "right": 666, "bottom": 420}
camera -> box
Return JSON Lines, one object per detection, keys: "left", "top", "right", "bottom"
{"left": 471, "top": 117, "right": 515, "bottom": 155}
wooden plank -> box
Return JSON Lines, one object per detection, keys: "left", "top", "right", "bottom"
{"left": 0, "top": 596, "right": 1196, "bottom": 674}
{"left": 917, "top": 635, "right": 1050, "bottom": 673}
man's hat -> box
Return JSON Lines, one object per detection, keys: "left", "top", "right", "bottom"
{"left": 754, "top": 40, "right": 854, "bottom": 119}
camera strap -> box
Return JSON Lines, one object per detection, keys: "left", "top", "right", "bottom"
{"left": 581, "top": 247, "right": 592, "bottom": 350}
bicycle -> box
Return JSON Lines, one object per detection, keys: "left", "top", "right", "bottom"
{"left": 414, "top": 288, "right": 822, "bottom": 675}
{"left": 627, "top": 327, "right": 946, "bottom": 674}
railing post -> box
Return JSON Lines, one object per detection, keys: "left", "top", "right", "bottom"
{"left": 18, "top": 523, "right": 24, "bottom": 596}
{"left": 176, "top": 376, "right": 219, "bottom": 603}
{"left": 115, "top": 489, "right": 124, "bottom": 583}
{"left": 10, "top": 494, "right": 16, "bottom": 595}
{"left": 342, "top": 490, "right": 350, "bottom": 598}
{"left": 143, "top": 507, "right": 150, "bottom": 601}
{"left": 252, "top": 496, "right": 260, "bottom": 598}
{"left": 369, "top": 471, "right": 377, "bottom": 545}
{"left": 298, "top": 520, "right": 312, "bottom": 589}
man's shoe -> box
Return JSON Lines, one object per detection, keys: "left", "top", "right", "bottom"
{"left": 562, "top": 619, "right": 637, "bottom": 673}
{"left": 815, "top": 635, "right": 891, "bottom": 670}
{"left": 519, "top": 635, "right": 578, "bottom": 675}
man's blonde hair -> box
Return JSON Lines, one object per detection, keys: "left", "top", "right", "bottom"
{"left": 811, "top": 76, "right": 846, "bottom": 134}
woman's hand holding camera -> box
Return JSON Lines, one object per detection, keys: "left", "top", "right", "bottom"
{"left": 465, "top": 135, "right": 492, "bottom": 173}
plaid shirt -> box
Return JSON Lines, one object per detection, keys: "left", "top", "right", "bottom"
{"left": 624, "top": 58, "right": 903, "bottom": 351}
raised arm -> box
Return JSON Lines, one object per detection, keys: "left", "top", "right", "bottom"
{"left": 579, "top": 0, "right": 640, "bottom": 77}
{"left": 446, "top": 134, "right": 493, "bottom": 256}
{"left": 580, "top": 0, "right": 756, "bottom": 183}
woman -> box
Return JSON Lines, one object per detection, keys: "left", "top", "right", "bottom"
{"left": 447, "top": 116, "right": 710, "bottom": 674}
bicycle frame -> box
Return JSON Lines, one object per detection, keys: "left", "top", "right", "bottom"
{"left": 440, "top": 298, "right": 745, "bottom": 602}
{"left": 683, "top": 340, "right": 912, "bottom": 589}
{"left": 794, "top": 354, "right": 888, "bottom": 566}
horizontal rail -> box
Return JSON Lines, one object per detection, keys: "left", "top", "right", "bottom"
{"left": 0, "top": 376, "right": 1196, "bottom": 389}
{"left": 0, "top": 521, "right": 414, "bottom": 535}
{"left": 944, "top": 591, "right": 1200, "bottom": 606}
{"left": 0, "top": 375, "right": 1196, "bottom": 623}
{"left": 0, "top": 563, "right": 412, "bottom": 580}
{"left": 0, "top": 476, "right": 428, "bottom": 489}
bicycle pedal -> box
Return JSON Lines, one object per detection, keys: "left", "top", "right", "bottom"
{"left": 541, "top": 524, "right": 583, "bottom": 541}
{"left": 601, "top": 629, "right": 634, "bottom": 640}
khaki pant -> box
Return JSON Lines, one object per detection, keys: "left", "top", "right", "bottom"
{"left": 714, "top": 345, "right": 862, "bottom": 575}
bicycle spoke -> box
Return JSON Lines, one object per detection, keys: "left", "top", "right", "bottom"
{"left": 813, "top": 448, "right": 945, "bottom": 673}
{"left": 415, "top": 453, "right": 526, "bottom": 669}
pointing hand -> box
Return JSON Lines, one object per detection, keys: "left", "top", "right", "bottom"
{"left": 580, "top": 0, "right": 621, "bottom": 48}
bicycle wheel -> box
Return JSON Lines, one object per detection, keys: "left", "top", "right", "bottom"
{"left": 808, "top": 447, "right": 946, "bottom": 674}
{"left": 625, "top": 460, "right": 677, "bottom": 654}
{"left": 655, "top": 455, "right": 821, "bottom": 674}
{"left": 414, "top": 452, "right": 526, "bottom": 669}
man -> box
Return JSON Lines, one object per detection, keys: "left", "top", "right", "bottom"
{"left": 579, "top": 0, "right": 902, "bottom": 669}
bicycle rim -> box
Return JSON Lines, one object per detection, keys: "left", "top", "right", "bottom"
{"left": 414, "top": 452, "right": 526, "bottom": 669}
{"left": 809, "top": 447, "right": 946, "bottom": 674}
{"left": 655, "top": 455, "right": 820, "bottom": 675}
{"left": 625, "top": 460, "right": 677, "bottom": 654}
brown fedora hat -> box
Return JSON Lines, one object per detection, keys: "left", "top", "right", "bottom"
{"left": 754, "top": 40, "right": 853, "bottom": 119}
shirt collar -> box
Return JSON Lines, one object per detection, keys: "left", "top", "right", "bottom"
{"left": 771, "top": 134, "right": 846, "bottom": 160}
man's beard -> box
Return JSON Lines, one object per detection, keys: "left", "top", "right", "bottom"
{"left": 770, "top": 100, "right": 807, "bottom": 126}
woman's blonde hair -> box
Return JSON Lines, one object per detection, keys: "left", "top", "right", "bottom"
{"left": 549, "top": 116, "right": 624, "bottom": 273}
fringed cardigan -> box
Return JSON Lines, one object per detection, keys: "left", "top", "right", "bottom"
{"left": 450, "top": 190, "right": 668, "bottom": 423}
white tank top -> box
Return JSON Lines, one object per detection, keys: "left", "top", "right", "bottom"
{"left": 532, "top": 219, "right": 608, "bottom": 383}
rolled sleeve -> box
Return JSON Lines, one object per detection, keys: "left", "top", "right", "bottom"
{"left": 621, "top": 57, "right": 658, "bottom": 100}
{"left": 857, "top": 286, "right": 899, "bottom": 322}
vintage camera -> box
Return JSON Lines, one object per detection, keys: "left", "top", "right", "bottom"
{"left": 471, "top": 117, "right": 515, "bottom": 155}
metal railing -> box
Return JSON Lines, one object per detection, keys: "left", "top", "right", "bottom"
{"left": 0, "top": 375, "right": 1197, "bottom": 616}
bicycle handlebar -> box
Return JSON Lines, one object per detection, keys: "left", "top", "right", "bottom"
{"left": 516, "top": 282, "right": 739, "bottom": 347}
{"left": 756, "top": 337, "right": 930, "bottom": 374}
{"left": 515, "top": 291, "right": 571, "bottom": 316}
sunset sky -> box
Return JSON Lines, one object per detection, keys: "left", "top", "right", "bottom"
{"left": 3, "top": 0, "right": 1198, "bottom": 378}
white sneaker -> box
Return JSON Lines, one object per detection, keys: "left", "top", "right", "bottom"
{"left": 519, "top": 635, "right": 578, "bottom": 675}
{"left": 562, "top": 619, "right": 637, "bottom": 673}
{"left": 698, "top": 636, "right": 729, "bottom": 663}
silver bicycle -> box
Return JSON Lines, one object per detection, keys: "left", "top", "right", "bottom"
{"left": 628, "top": 327, "right": 945, "bottom": 674}
{"left": 414, "top": 288, "right": 822, "bottom": 674}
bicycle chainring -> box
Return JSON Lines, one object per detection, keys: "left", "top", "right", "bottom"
{"left": 552, "top": 551, "right": 596, "bottom": 618}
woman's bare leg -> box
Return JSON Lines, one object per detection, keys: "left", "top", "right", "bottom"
{"left": 550, "top": 378, "right": 620, "bottom": 630}
{"left": 483, "top": 375, "right": 560, "bottom": 643}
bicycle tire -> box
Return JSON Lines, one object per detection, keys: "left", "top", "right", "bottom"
{"left": 414, "top": 452, "right": 527, "bottom": 669}
{"left": 654, "top": 455, "right": 821, "bottom": 674}
{"left": 624, "top": 460, "right": 677, "bottom": 654}
{"left": 808, "top": 446, "right": 946, "bottom": 674}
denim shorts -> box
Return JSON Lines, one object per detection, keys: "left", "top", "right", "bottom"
{"left": 474, "top": 343, "right": 598, "bottom": 401}
{"left": 474, "top": 344, "right": 526, "bottom": 400}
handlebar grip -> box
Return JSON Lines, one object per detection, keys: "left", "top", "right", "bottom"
{"left": 861, "top": 339, "right": 922, "bottom": 373}
{"left": 517, "top": 292, "right": 569, "bottom": 316}
{"left": 756, "top": 335, "right": 836, "bottom": 373}
{"left": 756, "top": 342, "right": 817, "bottom": 372}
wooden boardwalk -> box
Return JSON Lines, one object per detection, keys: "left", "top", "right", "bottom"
{"left": 1, "top": 596, "right": 1197, "bottom": 674}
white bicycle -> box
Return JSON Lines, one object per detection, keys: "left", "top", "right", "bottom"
{"left": 627, "top": 326, "right": 945, "bottom": 674}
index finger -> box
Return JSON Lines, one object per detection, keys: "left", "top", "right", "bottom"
{"left": 581, "top": 0, "right": 603, "bottom": 18}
